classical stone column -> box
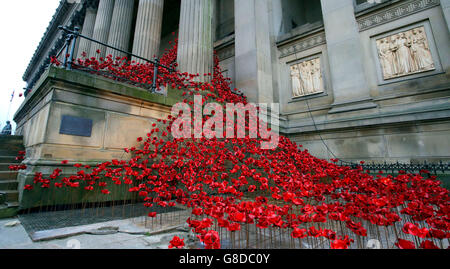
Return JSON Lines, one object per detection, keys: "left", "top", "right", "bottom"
{"left": 105, "top": 0, "right": 135, "bottom": 59}
{"left": 177, "top": 0, "right": 214, "bottom": 82}
{"left": 320, "top": 0, "right": 377, "bottom": 113}
{"left": 132, "top": 0, "right": 164, "bottom": 62}
{"left": 77, "top": 7, "right": 97, "bottom": 59}
{"left": 89, "top": 0, "right": 115, "bottom": 58}
{"left": 234, "top": 0, "right": 274, "bottom": 104}
{"left": 442, "top": 0, "right": 450, "bottom": 32}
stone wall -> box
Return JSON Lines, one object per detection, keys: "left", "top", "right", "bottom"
{"left": 276, "top": 0, "right": 450, "bottom": 163}
{"left": 213, "top": 0, "right": 450, "bottom": 163}
{"left": 288, "top": 120, "right": 450, "bottom": 163}
{"left": 14, "top": 66, "right": 183, "bottom": 209}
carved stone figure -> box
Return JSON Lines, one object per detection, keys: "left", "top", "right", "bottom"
{"left": 311, "top": 59, "right": 323, "bottom": 94}
{"left": 396, "top": 33, "right": 414, "bottom": 74}
{"left": 300, "top": 62, "right": 312, "bottom": 95}
{"left": 389, "top": 35, "right": 400, "bottom": 77}
{"left": 291, "top": 65, "right": 303, "bottom": 97}
{"left": 378, "top": 38, "right": 393, "bottom": 78}
{"left": 411, "top": 28, "right": 434, "bottom": 71}
{"left": 376, "top": 26, "right": 435, "bottom": 80}
{"left": 290, "top": 58, "right": 324, "bottom": 97}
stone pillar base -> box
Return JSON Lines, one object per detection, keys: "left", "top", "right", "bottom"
{"left": 13, "top": 66, "right": 183, "bottom": 210}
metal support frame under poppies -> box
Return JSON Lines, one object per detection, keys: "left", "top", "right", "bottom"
{"left": 56, "top": 25, "right": 175, "bottom": 94}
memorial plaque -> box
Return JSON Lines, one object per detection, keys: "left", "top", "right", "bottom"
{"left": 59, "top": 115, "right": 93, "bottom": 137}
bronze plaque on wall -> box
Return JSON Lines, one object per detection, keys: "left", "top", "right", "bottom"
{"left": 59, "top": 115, "right": 93, "bottom": 137}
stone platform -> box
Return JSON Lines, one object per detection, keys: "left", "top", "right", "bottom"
{"left": 13, "top": 66, "right": 184, "bottom": 210}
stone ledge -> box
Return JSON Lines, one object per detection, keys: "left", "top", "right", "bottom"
{"left": 15, "top": 66, "right": 184, "bottom": 123}
{"left": 284, "top": 103, "right": 450, "bottom": 134}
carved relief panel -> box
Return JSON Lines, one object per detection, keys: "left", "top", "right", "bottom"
{"left": 376, "top": 26, "right": 435, "bottom": 80}
{"left": 290, "top": 57, "right": 324, "bottom": 98}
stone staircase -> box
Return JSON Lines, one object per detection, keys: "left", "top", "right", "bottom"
{"left": 0, "top": 135, "right": 24, "bottom": 219}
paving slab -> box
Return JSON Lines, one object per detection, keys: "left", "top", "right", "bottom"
{"left": 0, "top": 218, "right": 33, "bottom": 248}
{"left": 0, "top": 213, "right": 194, "bottom": 249}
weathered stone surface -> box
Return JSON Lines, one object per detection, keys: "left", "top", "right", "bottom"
{"left": 290, "top": 120, "right": 450, "bottom": 163}
{"left": 132, "top": 0, "right": 165, "bottom": 61}
{"left": 89, "top": 0, "right": 115, "bottom": 58}
{"left": 86, "top": 226, "right": 119, "bottom": 235}
{"left": 177, "top": 0, "right": 214, "bottom": 82}
{"left": 119, "top": 225, "right": 147, "bottom": 235}
{"left": 234, "top": 0, "right": 274, "bottom": 104}
{"left": 77, "top": 7, "right": 97, "bottom": 59}
{"left": 441, "top": 0, "right": 450, "bottom": 31}
{"left": 3, "top": 220, "right": 20, "bottom": 227}
{"left": 320, "top": 0, "right": 376, "bottom": 113}
{"left": 105, "top": 0, "right": 135, "bottom": 58}
{"left": 13, "top": 66, "right": 183, "bottom": 210}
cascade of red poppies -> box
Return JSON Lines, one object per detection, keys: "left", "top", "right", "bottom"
{"left": 16, "top": 35, "right": 450, "bottom": 250}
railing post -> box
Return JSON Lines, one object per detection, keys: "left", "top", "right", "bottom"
{"left": 152, "top": 58, "right": 159, "bottom": 93}
{"left": 63, "top": 34, "right": 71, "bottom": 69}
{"left": 67, "top": 27, "right": 80, "bottom": 71}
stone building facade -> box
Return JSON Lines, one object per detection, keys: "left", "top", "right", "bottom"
{"left": 19, "top": 0, "right": 450, "bottom": 166}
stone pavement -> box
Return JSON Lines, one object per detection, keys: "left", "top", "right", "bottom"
{"left": 0, "top": 217, "right": 193, "bottom": 249}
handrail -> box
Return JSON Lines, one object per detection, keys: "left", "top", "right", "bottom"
{"left": 57, "top": 25, "right": 176, "bottom": 93}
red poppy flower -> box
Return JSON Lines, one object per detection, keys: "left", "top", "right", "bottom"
{"left": 139, "top": 191, "right": 148, "bottom": 197}
{"left": 230, "top": 211, "right": 246, "bottom": 223}
{"left": 419, "top": 240, "right": 439, "bottom": 249}
{"left": 201, "top": 230, "right": 221, "bottom": 249}
{"left": 395, "top": 239, "right": 416, "bottom": 249}
{"left": 192, "top": 207, "right": 203, "bottom": 216}
{"left": 169, "top": 236, "right": 185, "bottom": 249}
{"left": 291, "top": 227, "right": 307, "bottom": 239}
{"left": 24, "top": 185, "right": 33, "bottom": 190}
{"left": 330, "top": 236, "right": 353, "bottom": 249}
{"left": 402, "top": 223, "right": 429, "bottom": 238}
{"left": 228, "top": 222, "right": 241, "bottom": 232}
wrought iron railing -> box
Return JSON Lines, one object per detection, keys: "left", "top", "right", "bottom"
{"left": 54, "top": 26, "right": 175, "bottom": 93}
{"left": 344, "top": 160, "right": 450, "bottom": 175}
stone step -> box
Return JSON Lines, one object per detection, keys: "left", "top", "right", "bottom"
{"left": 0, "top": 135, "right": 23, "bottom": 142}
{"left": 0, "top": 204, "right": 19, "bottom": 219}
{"left": 0, "top": 163, "right": 16, "bottom": 171}
{"left": 0, "top": 190, "right": 19, "bottom": 202}
{"left": 0, "top": 180, "right": 18, "bottom": 191}
{"left": 0, "top": 156, "right": 22, "bottom": 164}
{"left": 0, "top": 136, "right": 23, "bottom": 147}
{"left": 0, "top": 171, "right": 18, "bottom": 181}
{"left": 0, "top": 150, "right": 24, "bottom": 157}
{"left": 6, "top": 202, "right": 19, "bottom": 208}
{"left": 0, "top": 141, "right": 24, "bottom": 151}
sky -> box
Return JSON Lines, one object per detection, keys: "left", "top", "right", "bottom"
{"left": 0, "top": 0, "right": 61, "bottom": 133}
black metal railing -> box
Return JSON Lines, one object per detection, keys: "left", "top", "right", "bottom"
{"left": 55, "top": 26, "right": 176, "bottom": 93}
{"left": 345, "top": 160, "right": 450, "bottom": 175}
